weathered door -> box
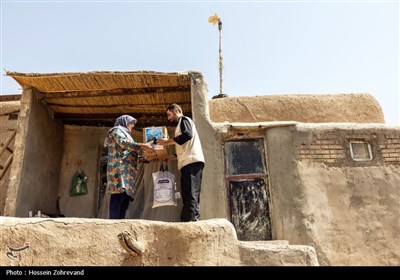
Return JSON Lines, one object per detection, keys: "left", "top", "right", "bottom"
{"left": 224, "top": 139, "right": 271, "bottom": 241}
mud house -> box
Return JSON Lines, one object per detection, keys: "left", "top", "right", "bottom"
{"left": 1, "top": 70, "right": 399, "bottom": 265}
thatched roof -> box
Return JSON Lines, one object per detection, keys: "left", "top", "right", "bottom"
{"left": 6, "top": 71, "right": 193, "bottom": 128}
{"left": 209, "top": 93, "right": 385, "bottom": 124}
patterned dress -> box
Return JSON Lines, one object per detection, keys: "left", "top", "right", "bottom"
{"left": 104, "top": 127, "right": 141, "bottom": 198}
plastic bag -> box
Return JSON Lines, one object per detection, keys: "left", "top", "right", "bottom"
{"left": 152, "top": 163, "right": 176, "bottom": 208}
{"left": 70, "top": 169, "right": 88, "bottom": 196}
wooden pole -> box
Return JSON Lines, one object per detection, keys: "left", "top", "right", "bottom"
{"left": 218, "top": 19, "right": 223, "bottom": 97}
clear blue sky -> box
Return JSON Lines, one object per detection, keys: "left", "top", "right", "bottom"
{"left": 1, "top": 1, "right": 399, "bottom": 125}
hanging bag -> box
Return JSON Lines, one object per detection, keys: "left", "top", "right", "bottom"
{"left": 152, "top": 161, "right": 176, "bottom": 208}
{"left": 70, "top": 168, "right": 88, "bottom": 196}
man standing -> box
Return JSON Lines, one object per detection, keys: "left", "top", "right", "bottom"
{"left": 157, "top": 104, "right": 205, "bottom": 222}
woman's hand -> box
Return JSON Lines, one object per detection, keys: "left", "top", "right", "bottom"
{"left": 140, "top": 142, "right": 154, "bottom": 152}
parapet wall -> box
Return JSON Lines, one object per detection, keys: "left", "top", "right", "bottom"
{"left": 0, "top": 218, "right": 318, "bottom": 266}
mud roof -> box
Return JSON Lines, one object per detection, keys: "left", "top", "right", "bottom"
{"left": 209, "top": 93, "right": 385, "bottom": 124}
{"left": 6, "top": 71, "right": 193, "bottom": 128}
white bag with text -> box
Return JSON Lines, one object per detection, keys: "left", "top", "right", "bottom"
{"left": 152, "top": 163, "right": 177, "bottom": 208}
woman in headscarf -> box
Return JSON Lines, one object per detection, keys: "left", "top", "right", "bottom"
{"left": 104, "top": 115, "right": 153, "bottom": 219}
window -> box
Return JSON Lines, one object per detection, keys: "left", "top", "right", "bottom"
{"left": 350, "top": 141, "right": 372, "bottom": 161}
{"left": 225, "top": 140, "right": 266, "bottom": 175}
{"left": 8, "top": 113, "right": 18, "bottom": 120}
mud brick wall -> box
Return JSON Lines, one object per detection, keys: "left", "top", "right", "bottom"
{"left": 380, "top": 135, "right": 400, "bottom": 162}
{"left": 294, "top": 128, "right": 400, "bottom": 166}
{"left": 299, "top": 137, "right": 345, "bottom": 164}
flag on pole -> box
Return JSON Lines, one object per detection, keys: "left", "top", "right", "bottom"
{"left": 208, "top": 13, "right": 219, "bottom": 25}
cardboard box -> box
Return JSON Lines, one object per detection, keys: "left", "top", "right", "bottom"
{"left": 142, "top": 126, "right": 169, "bottom": 160}
{"left": 142, "top": 146, "right": 169, "bottom": 160}
{"left": 143, "top": 126, "right": 168, "bottom": 144}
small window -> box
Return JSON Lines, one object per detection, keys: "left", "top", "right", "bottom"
{"left": 225, "top": 140, "right": 266, "bottom": 175}
{"left": 350, "top": 141, "right": 372, "bottom": 161}
{"left": 8, "top": 113, "right": 18, "bottom": 120}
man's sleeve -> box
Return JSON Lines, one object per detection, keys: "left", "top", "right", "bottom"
{"left": 173, "top": 117, "right": 193, "bottom": 145}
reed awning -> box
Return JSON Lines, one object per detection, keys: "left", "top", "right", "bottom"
{"left": 6, "top": 71, "right": 193, "bottom": 128}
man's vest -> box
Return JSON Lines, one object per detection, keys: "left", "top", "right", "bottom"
{"left": 175, "top": 116, "right": 205, "bottom": 170}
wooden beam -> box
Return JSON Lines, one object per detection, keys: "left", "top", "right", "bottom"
{"left": 54, "top": 112, "right": 164, "bottom": 120}
{"left": 54, "top": 112, "right": 191, "bottom": 120}
{"left": 0, "top": 130, "right": 16, "bottom": 158}
{"left": 47, "top": 101, "right": 192, "bottom": 109}
{"left": 53, "top": 111, "right": 191, "bottom": 128}
{"left": 40, "top": 85, "right": 191, "bottom": 100}
{"left": 0, "top": 154, "right": 13, "bottom": 181}
{"left": 0, "top": 94, "right": 21, "bottom": 102}
{"left": 60, "top": 119, "right": 172, "bottom": 129}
